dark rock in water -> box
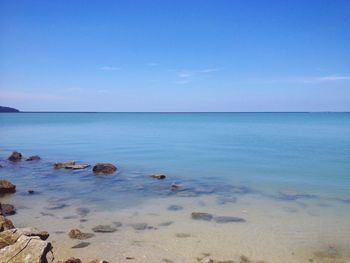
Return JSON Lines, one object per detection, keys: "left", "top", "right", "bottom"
{"left": 150, "top": 174, "right": 166, "bottom": 180}
{"left": 167, "top": 205, "right": 183, "bottom": 211}
{"left": 0, "top": 164, "right": 3, "bottom": 168}
{"left": 191, "top": 212, "right": 213, "bottom": 221}
{"left": 113, "top": 221, "right": 122, "bottom": 227}
{"left": 277, "top": 191, "right": 317, "bottom": 201}
{"left": 175, "top": 233, "right": 191, "bottom": 238}
{"left": 170, "top": 182, "right": 181, "bottom": 190}
{"left": 0, "top": 203, "right": 16, "bottom": 215}
{"left": 240, "top": 255, "right": 251, "bottom": 262}
{"left": 26, "top": 155, "right": 41, "bottom": 161}
{"left": 45, "top": 202, "right": 68, "bottom": 210}
{"left": 130, "top": 223, "right": 148, "bottom": 230}
{"left": 176, "top": 189, "right": 198, "bottom": 197}
{"left": 0, "top": 179, "right": 16, "bottom": 194}
{"left": 93, "top": 163, "right": 117, "bottom": 174}
{"left": 58, "top": 257, "right": 83, "bottom": 263}
{"left": 92, "top": 225, "right": 117, "bottom": 233}
{"left": 65, "top": 163, "right": 90, "bottom": 170}
{"left": 68, "top": 229, "right": 94, "bottom": 239}
{"left": 28, "top": 189, "right": 35, "bottom": 194}
{"left": 0, "top": 215, "right": 15, "bottom": 231}
{"left": 214, "top": 216, "right": 246, "bottom": 223}
{"left": 162, "top": 259, "right": 175, "bottom": 263}
{"left": 76, "top": 207, "right": 90, "bottom": 217}
{"left": 71, "top": 241, "right": 91, "bottom": 249}
{"left": 158, "top": 221, "right": 173, "bottom": 226}
{"left": 80, "top": 219, "right": 88, "bottom": 222}
{"left": 8, "top": 151, "right": 22, "bottom": 162}
{"left": 53, "top": 161, "right": 76, "bottom": 169}
{"left": 216, "top": 196, "right": 237, "bottom": 205}
{"left": 63, "top": 215, "right": 78, "bottom": 219}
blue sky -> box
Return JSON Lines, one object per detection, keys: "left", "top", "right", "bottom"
{"left": 0, "top": 0, "right": 350, "bottom": 111}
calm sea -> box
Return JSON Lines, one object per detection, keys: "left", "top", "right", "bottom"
{"left": 1, "top": 112, "right": 350, "bottom": 201}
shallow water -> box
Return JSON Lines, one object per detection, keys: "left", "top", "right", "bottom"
{"left": 1, "top": 112, "right": 350, "bottom": 262}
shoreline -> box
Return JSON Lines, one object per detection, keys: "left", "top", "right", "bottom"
{"left": 1, "top": 151, "right": 350, "bottom": 263}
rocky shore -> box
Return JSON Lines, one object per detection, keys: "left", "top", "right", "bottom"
{"left": 1, "top": 150, "right": 349, "bottom": 263}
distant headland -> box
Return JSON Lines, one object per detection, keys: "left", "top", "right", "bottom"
{"left": 0, "top": 106, "right": 20, "bottom": 112}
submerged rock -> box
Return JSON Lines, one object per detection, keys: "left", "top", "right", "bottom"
{"left": 0, "top": 203, "right": 16, "bottom": 215}
{"left": 191, "top": 212, "right": 213, "bottom": 221}
{"left": 150, "top": 174, "right": 166, "bottom": 180}
{"left": 65, "top": 164, "right": 90, "bottom": 170}
{"left": 0, "top": 215, "right": 15, "bottom": 231}
{"left": 130, "top": 223, "right": 148, "bottom": 230}
{"left": 89, "top": 260, "right": 109, "bottom": 263}
{"left": 0, "top": 180, "right": 16, "bottom": 194}
{"left": 71, "top": 241, "right": 90, "bottom": 248}
{"left": 53, "top": 161, "right": 76, "bottom": 169}
{"left": 76, "top": 207, "right": 90, "bottom": 217}
{"left": 92, "top": 225, "right": 117, "bottom": 233}
{"left": 26, "top": 155, "right": 41, "bottom": 161}
{"left": 214, "top": 216, "right": 246, "bottom": 223}
{"left": 92, "top": 163, "right": 117, "bottom": 174}
{"left": 171, "top": 182, "right": 181, "bottom": 190}
{"left": 7, "top": 151, "right": 22, "bottom": 162}
{"left": 68, "top": 229, "right": 94, "bottom": 240}
{"left": 45, "top": 202, "right": 68, "bottom": 210}
{"left": 0, "top": 234, "right": 52, "bottom": 263}
{"left": 277, "top": 191, "right": 317, "bottom": 201}
{"left": 28, "top": 189, "right": 35, "bottom": 194}
{"left": 175, "top": 233, "right": 191, "bottom": 238}
{"left": 167, "top": 205, "right": 184, "bottom": 211}
{"left": 158, "top": 221, "right": 173, "bottom": 226}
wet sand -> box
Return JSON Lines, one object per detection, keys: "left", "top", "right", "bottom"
{"left": 8, "top": 193, "right": 350, "bottom": 263}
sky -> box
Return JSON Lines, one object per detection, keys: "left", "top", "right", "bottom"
{"left": 0, "top": 0, "right": 350, "bottom": 112}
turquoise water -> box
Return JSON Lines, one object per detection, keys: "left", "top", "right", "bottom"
{"left": 1, "top": 112, "right": 350, "bottom": 202}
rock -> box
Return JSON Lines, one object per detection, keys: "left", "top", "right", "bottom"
{"left": 53, "top": 161, "right": 76, "bottom": 169}
{"left": 64, "top": 164, "right": 90, "bottom": 170}
{"left": 170, "top": 182, "right": 180, "bottom": 190}
{"left": 0, "top": 180, "right": 16, "bottom": 194}
{"left": 58, "top": 257, "right": 82, "bottom": 263}
{"left": 158, "top": 221, "right": 173, "bottom": 226}
{"left": 16, "top": 227, "right": 49, "bottom": 240}
{"left": 28, "top": 189, "right": 35, "bottom": 194}
{"left": 76, "top": 207, "right": 90, "bottom": 217}
{"left": 0, "top": 215, "right": 15, "bottom": 231}
{"left": 0, "top": 203, "right": 16, "bottom": 215}
{"left": 92, "top": 163, "right": 117, "bottom": 174}
{"left": 8, "top": 151, "right": 22, "bottom": 162}
{"left": 277, "top": 191, "right": 317, "bottom": 201}
{"left": 167, "top": 205, "right": 183, "bottom": 211}
{"left": 216, "top": 196, "right": 237, "bottom": 205}
{"left": 0, "top": 229, "right": 19, "bottom": 249}
{"left": 130, "top": 223, "right": 148, "bottom": 230}
{"left": 214, "top": 216, "right": 246, "bottom": 223}
{"left": 72, "top": 241, "right": 90, "bottom": 248}
{"left": 26, "top": 155, "right": 41, "bottom": 161}
{"left": 0, "top": 234, "right": 52, "bottom": 263}
{"left": 200, "top": 257, "right": 214, "bottom": 263}
{"left": 68, "top": 229, "right": 94, "bottom": 239}
{"left": 191, "top": 212, "right": 213, "bottom": 221}
{"left": 240, "top": 255, "right": 251, "bottom": 263}
{"left": 92, "top": 225, "right": 117, "bottom": 233}
{"left": 89, "top": 260, "right": 109, "bottom": 263}
{"left": 175, "top": 233, "right": 191, "bottom": 238}
{"left": 45, "top": 202, "right": 68, "bottom": 210}
{"left": 150, "top": 174, "right": 166, "bottom": 180}
{"left": 113, "top": 222, "right": 122, "bottom": 227}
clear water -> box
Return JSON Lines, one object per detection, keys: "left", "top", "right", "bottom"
{"left": 1, "top": 112, "right": 349, "bottom": 201}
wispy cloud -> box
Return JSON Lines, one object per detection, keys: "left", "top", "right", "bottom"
{"left": 297, "top": 75, "right": 350, "bottom": 83}
{"left": 195, "top": 68, "right": 221, "bottom": 73}
{"left": 147, "top": 62, "right": 159, "bottom": 67}
{"left": 100, "top": 66, "right": 120, "bottom": 71}
{"left": 178, "top": 71, "right": 192, "bottom": 78}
